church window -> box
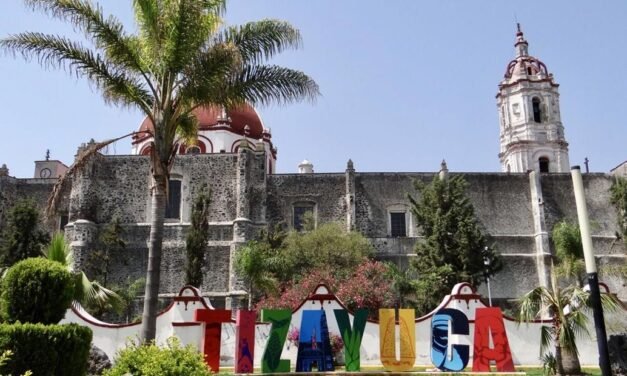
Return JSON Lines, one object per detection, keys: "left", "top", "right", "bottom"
{"left": 532, "top": 97, "right": 542, "bottom": 123}
{"left": 527, "top": 67, "right": 532, "bottom": 75}
{"left": 539, "top": 157, "right": 550, "bottom": 173}
{"left": 293, "top": 203, "right": 315, "bottom": 231}
{"left": 390, "top": 212, "right": 407, "bottom": 237}
{"left": 165, "top": 179, "right": 182, "bottom": 219}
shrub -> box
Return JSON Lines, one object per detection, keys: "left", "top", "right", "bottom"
{"left": 105, "top": 338, "right": 211, "bottom": 376}
{"left": 0, "top": 322, "right": 92, "bottom": 376}
{"left": 1, "top": 258, "right": 74, "bottom": 324}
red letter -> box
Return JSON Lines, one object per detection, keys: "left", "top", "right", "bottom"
{"left": 235, "top": 310, "right": 256, "bottom": 373}
{"left": 195, "top": 309, "right": 232, "bottom": 372}
{"left": 472, "top": 307, "right": 515, "bottom": 372}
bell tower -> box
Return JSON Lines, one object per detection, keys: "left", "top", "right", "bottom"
{"left": 497, "top": 24, "right": 569, "bottom": 173}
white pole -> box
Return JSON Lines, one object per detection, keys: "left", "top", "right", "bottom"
{"left": 570, "top": 167, "right": 596, "bottom": 273}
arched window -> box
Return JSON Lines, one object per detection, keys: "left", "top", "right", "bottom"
{"left": 532, "top": 97, "right": 542, "bottom": 123}
{"left": 539, "top": 157, "right": 550, "bottom": 173}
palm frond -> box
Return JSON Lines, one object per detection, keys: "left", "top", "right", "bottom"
{"left": 517, "top": 286, "right": 547, "bottom": 323}
{"left": 132, "top": 0, "right": 161, "bottom": 58}
{"left": 78, "top": 271, "right": 124, "bottom": 313}
{"left": 46, "top": 133, "right": 137, "bottom": 219}
{"left": 175, "top": 112, "right": 199, "bottom": 146}
{"left": 177, "top": 42, "right": 241, "bottom": 107}
{"left": 163, "top": 0, "right": 222, "bottom": 73}
{"left": 226, "top": 65, "right": 319, "bottom": 107}
{"left": 0, "top": 32, "right": 153, "bottom": 112}
{"left": 45, "top": 232, "right": 72, "bottom": 268}
{"left": 539, "top": 325, "right": 554, "bottom": 356}
{"left": 217, "top": 20, "right": 302, "bottom": 65}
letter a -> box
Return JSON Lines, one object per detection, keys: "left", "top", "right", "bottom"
{"left": 379, "top": 309, "right": 416, "bottom": 371}
{"left": 334, "top": 309, "right": 368, "bottom": 371}
{"left": 472, "top": 307, "right": 515, "bottom": 372}
{"left": 261, "top": 309, "right": 292, "bottom": 373}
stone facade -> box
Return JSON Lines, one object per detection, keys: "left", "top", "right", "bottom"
{"left": 1, "top": 151, "right": 625, "bottom": 304}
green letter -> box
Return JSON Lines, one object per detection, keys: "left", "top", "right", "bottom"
{"left": 261, "top": 309, "right": 292, "bottom": 373}
{"left": 334, "top": 309, "right": 368, "bottom": 371}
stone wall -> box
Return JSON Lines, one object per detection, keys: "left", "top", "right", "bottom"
{"left": 2, "top": 151, "right": 625, "bottom": 301}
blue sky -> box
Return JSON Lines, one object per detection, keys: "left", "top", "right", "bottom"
{"left": 1, "top": 1, "right": 626, "bottom": 178}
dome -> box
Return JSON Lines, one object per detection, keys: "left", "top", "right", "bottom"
{"left": 503, "top": 24, "right": 551, "bottom": 81}
{"left": 134, "top": 103, "right": 265, "bottom": 143}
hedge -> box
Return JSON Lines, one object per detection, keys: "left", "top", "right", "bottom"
{"left": 0, "top": 257, "right": 74, "bottom": 324}
{"left": 0, "top": 323, "right": 92, "bottom": 376}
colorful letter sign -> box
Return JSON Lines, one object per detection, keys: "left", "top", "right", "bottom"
{"left": 430, "top": 308, "right": 470, "bottom": 372}
{"left": 334, "top": 308, "right": 368, "bottom": 371}
{"left": 261, "top": 309, "right": 292, "bottom": 373}
{"left": 295, "top": 310, "right": 334, "bottom": 372}
{"left": 472, "top": 307, "right": 515, "bottom": 372}
{"left": 235, "top": 310, "right": 256, "bottom": 373}
{"left": 379, "top": 309, "right": 416, "bottom": 371}
{"left": 194, "top": 309, "right": 232, "bottom": 373}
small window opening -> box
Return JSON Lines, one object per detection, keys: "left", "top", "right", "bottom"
{"left": 527, "top": 67, "right": 532, "bottom": 75}
{"left": 532, "top": 97, "right": 542, "bottom": 123}
{"left": 165, "top": 180, "right": 182, "bottom": 219}
{"left": 539, "top": 157, "right": 550, "bottom": 173}
{"left": 390, "top": 212, "right": 407, "bottom": 237}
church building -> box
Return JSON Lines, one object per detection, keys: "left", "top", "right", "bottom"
{"left": 0, "top": 26, "right": 625, "bottom": 307}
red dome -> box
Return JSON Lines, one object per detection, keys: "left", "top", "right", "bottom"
{"left": 135, "top": 103, "right": 264, "bottom": 142}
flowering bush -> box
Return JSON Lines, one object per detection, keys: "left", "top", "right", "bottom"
{"left": 255, "top": 260, "right": 395, "bottom": 318}
{"left": 287, "top": 327, "right": 300, "bottom": 348}
{"left": 329, "top": 333, "right": 344, "bottom": 355}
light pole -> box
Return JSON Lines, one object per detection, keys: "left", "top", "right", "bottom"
{"left": 571, "top": 166, "right": 611, "bottom": 376}
{"left": 483, "top": 246, "right": 492, "bottom": 307}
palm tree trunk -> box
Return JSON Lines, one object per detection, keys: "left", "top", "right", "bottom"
{"left": 140, "top": 173, "right": 167, "bottom": 342}
{"left": 561, "top": 348, "right": 582, "bottom": 376}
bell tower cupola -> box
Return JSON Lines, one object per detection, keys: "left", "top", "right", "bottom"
{"left": 497, "top": 24, "right": 570, "bottom": 173}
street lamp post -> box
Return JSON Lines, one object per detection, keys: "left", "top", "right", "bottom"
{"left": 571, "top": 166, "right": 611, "bottom": 376}
{"left": 483, "top": 246, "right": 492, "bottom": 307}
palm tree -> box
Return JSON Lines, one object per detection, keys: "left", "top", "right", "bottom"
{"left": 46, "top": 232, "right": 123, "bottom": 312}
{"left": 1, "top": 0, "right": 318, "bottom": 341}
{"left": 552, "top": 221, "right": 586, "bottom": 286}
{"left": 518, "top": 272, "right": 619, "bottom": 375}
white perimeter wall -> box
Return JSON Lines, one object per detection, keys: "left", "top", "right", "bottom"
{"left": 61, "top": 283, "right": 627, "bottom": 367}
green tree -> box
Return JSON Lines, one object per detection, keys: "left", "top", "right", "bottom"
{"left": 275, "top": 222, "right": 373, "bottom": 282}
{"left": 2, "top": 0, "right": 318, "bottom": 341}
{"left": 384, "top": 262, "right": 418, "bottom": 309}
{"left": 185, "top": 188, "right": 210, "bottom": 288}
{"left": 408, "top": 175, "right": 501, "bottom": 315}
{"left": 0, "top": 200, "right": 49, "bottom": 267}
{"left": 86, "top": 216, "right": 126, "bottom": 287}
{"left": 234, "top": 240, "right": 278, "bottom": 309}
